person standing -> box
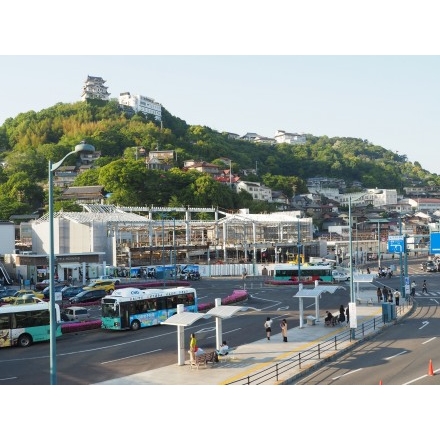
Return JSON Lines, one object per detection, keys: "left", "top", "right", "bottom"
{"left": 376, "top": 287, "right": 383, "bottom": 304}
{"left": 388, "top": 290, "right": 393, "bottom": 303}
{"left": 189, "top": 333, "right": 197, "bottom": 353}
{"left": 411, "top": 281, "right": 416, "bottom": 297}
{"left": 345, "top": 305, "right": 349, "bottom": 327}
{"left": 394, "top": 290, "right": 400, "bottom": 306}
{"left": 382, "top": 286, "right": 388, "bottom": 302}
{"left": 264, "top": 317, "right": 273, "bottom": 340}
{"left": 280, "top": 319, "right": 288, "bottom": 342}
{"left": 422, "top": 280, "right": 428, "bottom": 294}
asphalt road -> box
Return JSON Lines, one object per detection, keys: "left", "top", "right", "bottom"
{"left": 0, "top": 257, "right": 436, "bottom": 385}
{"left": 0, "top": 277, "right": 351, "bottom": 385}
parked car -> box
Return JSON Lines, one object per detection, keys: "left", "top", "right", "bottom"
{"left": 0, "top": 288, "right": 18, "bottom": 302}
{"left": 2, "top": 289, "right": 44, "bottom": 303}
{"left": 35, "top": 279, "right": 69, "bottom": 291}
{"left": 62, "top": 306, "right": 90, "bottom": 322}
{"left": 69, "top": 288, "right": 108, "bottom": 304}
{"left": 82, "top": 280, "right": 115, "bottom": 293}
{"left": 421, "top": 261, "right": 437, "bottom": 272}
{"left": 8, "top": 294, "right": 45, "bottom": 305}
{"left": 42, "top": 284, "right": 66, "bottom": 300}
{"left": 332, "top": 271, "right": 350, "bottom": 282}
{"left": 89, "top": 275, "right": 121, "bottom": 285}
{"left": 61, "top": 285, "right": 84, "bottom": 300}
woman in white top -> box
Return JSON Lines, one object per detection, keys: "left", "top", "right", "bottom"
{"left": 264, "top": 317, "right": 273, "bottom": 340}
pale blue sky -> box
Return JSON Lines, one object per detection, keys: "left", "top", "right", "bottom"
{"left": 2, "top": 55, "right": 440, "bottom": 174}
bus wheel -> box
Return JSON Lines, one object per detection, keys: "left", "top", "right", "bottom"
{"left": 18, "top": 333, "right": 32, "bottom": 347}
{"left": 131, "top": 320, "right": 140, "bottom": 331}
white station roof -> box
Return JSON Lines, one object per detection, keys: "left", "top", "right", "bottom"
{"left": 205, "top": 305, "right": 243, "bottom": 319}
{"left": 161, "top": 312, "right": 206, "bottom": 327}
{"left": 294, "top": 285, "right": 342, "bottom": 299}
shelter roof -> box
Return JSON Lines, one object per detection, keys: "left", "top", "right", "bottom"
{"left": 294, "top": 285, "right": 342, "bottom": 299}
{"left": 160, "top": 311, "right": 207, "bottom": 327}
{"left": 205, "top": 305, "right": 243, "bottom": 318}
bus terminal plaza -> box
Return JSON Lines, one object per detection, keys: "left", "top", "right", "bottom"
{"left": 96, "top": 286, "right": 412, "bottom": 385}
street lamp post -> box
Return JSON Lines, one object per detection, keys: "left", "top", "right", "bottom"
{"left": 297, "top": 217, "right": 302, "bottom": 283}
{"left": 49, "top": 140, "right": 95, "bottom": 385}
{"left": 348, "top": 196, "right": 355, "bottom": 339}
{"left": 161, "top": 215, "right": 166, "bottom": 287}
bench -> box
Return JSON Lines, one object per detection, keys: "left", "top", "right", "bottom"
{"left": 188, "top": 350, "right": 217, "bottom": 369}
{"left": 306, "top": 315, "right": 316, "bottom": 325}
{"left": 356, "top": 297, "right": 373, "bottom": 306}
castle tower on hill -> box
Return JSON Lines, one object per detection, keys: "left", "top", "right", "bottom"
{"left": 81, "top": 76, "right": 110, "bottom": 101}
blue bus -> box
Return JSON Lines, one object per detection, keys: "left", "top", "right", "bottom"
{"left": 101, "top": 286, "right": 198, "bottom": 331}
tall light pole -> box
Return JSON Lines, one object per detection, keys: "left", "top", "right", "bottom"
{"left": 297, "top": 216, "right": 302, "bottom": 283}
{"left": 161, "top": 215, "right": 166, "bottom": 287}
{"left": 348, "top": 196, "right": 355, "bottom": 339}
{"left": 49, "top": 140, "right": 95, "bottom": 385}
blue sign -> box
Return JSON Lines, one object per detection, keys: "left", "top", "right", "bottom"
{"left": 430, "top": 232, "right": 440, "bottom": 254}
{"left": 387, "top": 235, "right": 405, "bottom": 253}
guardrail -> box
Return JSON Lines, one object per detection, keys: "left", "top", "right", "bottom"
{"left": 225, "top": 301, "right": 412, "bottom": 385}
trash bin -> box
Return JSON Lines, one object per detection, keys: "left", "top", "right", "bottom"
{"left": 389, "top": 304, "right": 396, "bottom": 320}
{"left": 382, "top": 303, "right": 390, "bottom": 323}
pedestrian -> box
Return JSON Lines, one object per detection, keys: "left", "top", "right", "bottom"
{"left": 382, "top": 286, "right": 388, "bottom": 302}
{"left": 30, "top": 276, "right": 35, "bottom": 290}
{"left": 422, "top": 279, "right": 428, "bottom": 294}
{"left": 394, "top": 290, "right": 400, "bottom": 306}
{"left": 345, "top": 305, "right": 349, "bottom": 326}
{"left": 376, "top": 286, "right": 382, "bottom": 304}
{"left": 189, "top": 333, "right": 198, "bottom": 353}
{"left": 280, "top": 319, "right": 288, "bottom": 342}
{"left": 388, "top": 290, "right": 393, "bottom": 303}
{"left": 242, "top": 267, "right": 247, "bottom": 279}
{"left": 410, "top": 280, "right": 416, "bottom": 296}
{"left": 264, "top": 317, "right": 273, "bottom": 340}
{"left": 338, "top": 305, "right": 345, "bottom": 324}
{"left": 366, "top": 267, "right": 370, "bottom": 274}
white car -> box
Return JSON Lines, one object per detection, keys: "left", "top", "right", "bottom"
{"left": 332, "top": 271, "right": 350, "bottom": 282}
{"left": 90, "top": 275, "right": 121, "bottom": 285}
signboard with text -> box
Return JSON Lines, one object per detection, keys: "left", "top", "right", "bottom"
{"left": 430, "top": 232, "right": 440, "bottom": 254}
{"left": 387, "top": 235, "right": 405, "bottom": 253}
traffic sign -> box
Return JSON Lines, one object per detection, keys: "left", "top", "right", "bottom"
{"left": 388, "top": 235, "right": 405, "bottom": 253}
{"left": 430, "top": 232, "right": 440, "bottom": 254}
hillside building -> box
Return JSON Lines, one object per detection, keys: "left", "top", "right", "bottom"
{"left": 81, "top": 76, "right": 110, "bottom": 101}
{"left": 118, "top": 92, "right": 162, "bottom": 121}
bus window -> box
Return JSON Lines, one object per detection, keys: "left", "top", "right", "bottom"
{"left": 0, "top": 314, "right": 10, "bottom": 330}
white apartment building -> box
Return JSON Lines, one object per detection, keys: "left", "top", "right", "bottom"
{"left": 81, "top": 76, "right": 110, "bottom": 101}
{"left": 118, "top": 92, "right": 162, "bottom": 121}
{"left": 338, "top": 189, "right": 398, "bottom": 207}
{"left": 274, "top": 130, "right": 306, "bottom": 144}
{"left": 236, "top": 181, "right": 272, "bottom": 202}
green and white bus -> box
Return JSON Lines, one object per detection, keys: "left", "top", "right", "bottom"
{"left": 101, "top": 286, "right": 198, "bottom": 331}
{"left": 0, "top": 302, "right": 61, "bottom": 348}
{"left": 273, "top": 263, "right": 334, "bottom": 282}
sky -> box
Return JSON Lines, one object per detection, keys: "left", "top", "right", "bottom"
{"left": 2, "top": 2, "right": 440, "bottom": 175}
{"left": 3, "top": 1, "right": 439, "bottom": 428}
{"left": 2, "top": 55, "right": 440, "bottom": 174}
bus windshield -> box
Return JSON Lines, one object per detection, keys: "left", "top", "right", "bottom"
{"left": 101, "top": 286, "right": 198, "bottom": 331}
{"left": 0, "top": 302, "right": 61, "bottom": 348}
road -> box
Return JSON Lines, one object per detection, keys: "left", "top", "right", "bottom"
{"left": 294, "top": 263, "right": 440, "bottom": 385}
{"left": 0, "top": 257, "right": 436, "bottom": 385}
{"left": 0, "top": 277, "right": 351, "bottom": 385}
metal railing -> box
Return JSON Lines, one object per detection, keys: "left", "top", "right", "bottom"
{"left": 225, "top": 301, "right": 411, "bottom": 385}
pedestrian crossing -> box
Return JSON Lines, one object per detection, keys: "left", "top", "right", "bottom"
{"left": 414, "top": 291, "right": 440, "bottom": 298}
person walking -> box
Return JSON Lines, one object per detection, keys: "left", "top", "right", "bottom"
{"left": 422, "top": 279, "right": 428, "bottom": 294}
{"left": 376, "top": 287, "right": 383, "bottom": 304}
{"left": 264, "top": 317, "right": 273, "bottom": 340}
{"left": 394, "top": 290, "right": 400, "bottom": 306}
{"left": 410, "top": 281, "right": 416, "bottom": 296}
{"left": 280, "top": 319, "right": 288, "bottom": 342}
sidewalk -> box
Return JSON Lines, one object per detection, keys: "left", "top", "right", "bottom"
{"left": 95, "top": 290, "right": 412, "bottom": 385}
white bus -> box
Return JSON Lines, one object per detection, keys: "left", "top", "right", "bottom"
{"left": 0, "top": 302, "right": 61, "bottom": 348}
{"left": 101, "top": 286, "right": 198, "bottom": 331}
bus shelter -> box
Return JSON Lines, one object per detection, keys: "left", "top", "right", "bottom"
{"left": 294, "top": 285, "right": 342, "bottom": 328}
{"left": 161, "top": 300, "right": 243, "bottom": 365}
